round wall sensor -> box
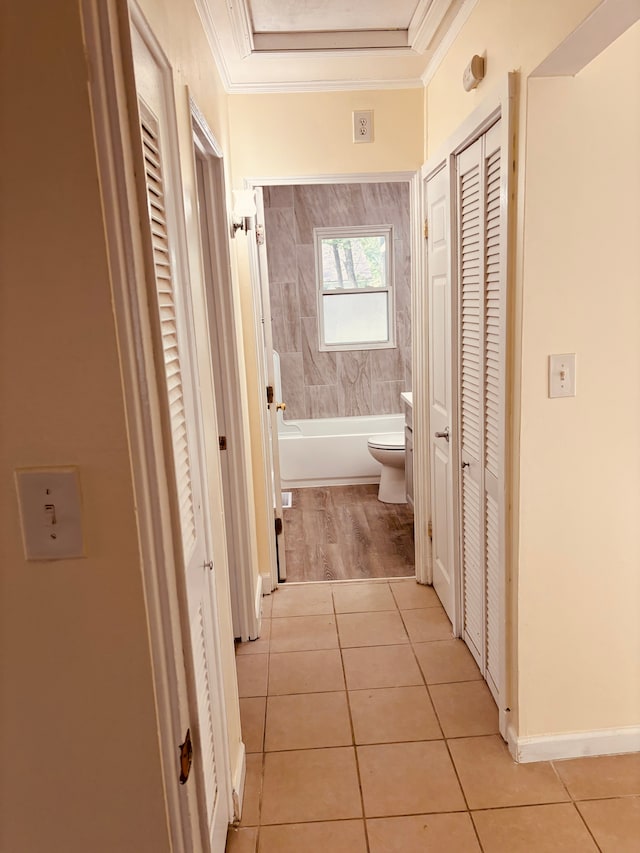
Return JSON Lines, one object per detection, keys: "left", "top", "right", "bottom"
{"left": 463, "top": 55, "right": 485, "bottom": 91}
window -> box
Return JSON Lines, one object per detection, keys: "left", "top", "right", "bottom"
{"left": 315, "top": 225, "right": 394, "bottom": 351}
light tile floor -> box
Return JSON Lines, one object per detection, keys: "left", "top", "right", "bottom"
{"left": 228, "top": 580, "right": 640, "bottom": 852}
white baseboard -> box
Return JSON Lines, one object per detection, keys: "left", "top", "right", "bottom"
{"left": 508, "top": 724, "right": 640, "bottom": 764}
{"left": 231, "top": 741, "right": 246, "bottom": 823}
{"left": 254, "top": 572, "right": 263, "bottom": 618}
{"left": 261, "top": 571, "right": 274, "bottom": 594}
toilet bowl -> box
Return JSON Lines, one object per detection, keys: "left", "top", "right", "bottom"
{"left": 367, "top": 432, "right": 406, "bottom": 504}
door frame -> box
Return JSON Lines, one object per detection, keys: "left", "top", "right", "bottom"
{"left": 190, "top": 98, "right": 261, "bottom": 641}
{"left": 421, "top": 73, "right": 517, "bottom": 736}
{"left": 81, "top": 1, "right": 235, "bottom": 846}
{"left": 243, "top": 172, "right": 426, "bottom": 590}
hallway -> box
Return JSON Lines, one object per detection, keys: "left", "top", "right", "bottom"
{"left": 229, "top": 580, "right": 640, "bottom": 851}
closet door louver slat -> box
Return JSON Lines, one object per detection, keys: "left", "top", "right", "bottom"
{"left": 484, "top": 146, "right": 502, "bottom": 483}
{"left": 458, "top": 149, "right": 484, "bottom": 664}
{"left": 459, "top": 162, "right": 482, "bottom": 466}
{"left": 140, "top": 114, "right": 197, "bottom": 556}
{"left": 195, "top": 603, "right": 220, "bottom": 827}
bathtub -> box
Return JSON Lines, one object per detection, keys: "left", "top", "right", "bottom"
{"left": 278, "top": 413, "right": 405, "bottom": 489}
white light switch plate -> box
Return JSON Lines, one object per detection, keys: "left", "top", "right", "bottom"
{"left": 549, "top": 353, "right": 576, "bottom": 398}
{"left": 15, "top": 467, "right": 84, "bottom": 560}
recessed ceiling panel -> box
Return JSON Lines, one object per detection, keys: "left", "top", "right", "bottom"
{"left": 249, "top": 0, "right": 422, "bottom": 33}
{"left": 198, "top": 0, "right": 471, "bottom": 91}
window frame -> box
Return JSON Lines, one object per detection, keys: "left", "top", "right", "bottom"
{"left": 314, "top": 224, "right": 395, "bottom": 352}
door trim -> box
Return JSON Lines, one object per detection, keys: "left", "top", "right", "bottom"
{"left": 190, "top": 96, "right": 261, "bottom": 642}
{"left": 243, "top": 171, "right": 426, "bottom": 588}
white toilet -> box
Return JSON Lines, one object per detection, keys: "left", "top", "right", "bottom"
{"left": 367, "top": 432, "right": 406, "bottom": 504}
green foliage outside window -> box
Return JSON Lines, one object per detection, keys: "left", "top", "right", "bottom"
{"left": 321, "top": 235, "right": 387, "bottom": 290}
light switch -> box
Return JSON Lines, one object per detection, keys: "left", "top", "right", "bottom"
{"left": 549, "top": 353, "right": 576, "bottom": 398}
{"left": 15, "top": 467, "right": 84, "bottom": 560}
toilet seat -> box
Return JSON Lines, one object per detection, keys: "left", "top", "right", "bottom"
{"left": 367, "top": 432, "right": 405, "bottom": 451}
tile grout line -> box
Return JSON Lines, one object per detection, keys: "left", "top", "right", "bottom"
{"left": 334, "top": 583, "right": 372, "bottom": 853}
{"left": 401, "top": 606, "right": 488, "bottom": 853}
{"left": 547, "top": 760, "right": 604, "bottom": 853}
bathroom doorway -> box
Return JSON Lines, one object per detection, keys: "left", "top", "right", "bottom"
{"left": 253, "top": 176, "right": 419, "bottom": 584}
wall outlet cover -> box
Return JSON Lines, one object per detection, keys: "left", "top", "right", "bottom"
{"left": 353, "top": 110, "right": 373, "bottom": 143}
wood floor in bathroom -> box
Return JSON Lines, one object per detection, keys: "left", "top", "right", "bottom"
{"left": 282, "top": 485, "right": 415, "bottom": 582}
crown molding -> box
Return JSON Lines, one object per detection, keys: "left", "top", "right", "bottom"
{"left": 421, "top": 0, "right": 478, "bottom": 86}
{"left": 196, "top": 0, "right": 479, "bottom": 94}
{"left": 193, "top": 0, "right": 232, "bottom": 89}
{"left": 225, "top": 77, "right": 425, "bottom": 94}
{"left": 410, "top": 0, "right": 456, "bottom": 53}
{"left": 226, "top": 0, "right": 253, "bottom": 58}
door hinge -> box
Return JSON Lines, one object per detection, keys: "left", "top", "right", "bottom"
{"left": 275, "top": 517, "right": 283, "bottom": 536}
{"left": 428, "top": 519, "right": 433, "bottom": 539}
{"left": 256, "top": 224, "right": 265, "bottom": 245}
{"left": 266, "top": 385, "right": 274, "bottom": 405}
{"left": 178, "top": 728, "right": 193, "bottom": 784}
{"left": 219, "top": 435, "right": 227, "bottom": 451}
{"left": 424, "top": 218, "right": 429, "bottom": 240}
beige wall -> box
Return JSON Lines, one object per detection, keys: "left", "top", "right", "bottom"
{"left": 229, "top": 88, "right": 425, "bottom": 179}
{"left": 518, "top": 21, "right": 640, "bottom": 736}
{"left": 425, "top": 0, "right": 601, "bottom": 156}
{"left": 0, "top": 4, "right": 170, "bottom": 850}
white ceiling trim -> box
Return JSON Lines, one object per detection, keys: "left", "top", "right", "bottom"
{"left": 228, "top": 0, "right": 461, "bottom": 55}
{"left": 194, "top": 0, "right": 233, "bottom": 89}
{"left": 225, "top": 76, "right": 426, "bottom": 95}
{"left": 196, "top": 0, "right": 477, "bottom": 93}
{"left": 228, "top": 0, "right": 254, "bottom": 58}
{"left": 410, "top": 0, "right": 457, "bottom": 53}
{"left": 421, "top": 0, "right": 479, "bottom": 86}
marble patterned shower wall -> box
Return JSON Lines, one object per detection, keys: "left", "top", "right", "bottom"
{"left": 264, "top": 183, "right": 412, "bottom": 420}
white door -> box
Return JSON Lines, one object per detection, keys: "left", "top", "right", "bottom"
{"left": 456, "top": 119, "right": 505, "bottom": 711}
{"left": 193, "top": 144, "right": 259, "bottom": 642}
{"left": 254, "top": 189, "right": 287, "bottom": 583}
{"left": 425, "top": 165, "right": 458, "bottom": 625}
{"left": 457, "top": 137, "right": 485, "bottom": 666}
{"left": 132, "top": 26, "right": 230, "bottom": 851}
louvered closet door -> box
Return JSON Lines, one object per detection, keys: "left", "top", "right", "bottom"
{"left": 483, "top": 122, "right": 504, "bottom": 700}
{"left": 456, "top": 120, "right": 505, "bottom": 707}
{"left": 458, "top": 138, "right": 484, "bottom": 667}
{"left": 133, "top": 23, "right": 229, "bottom": 851}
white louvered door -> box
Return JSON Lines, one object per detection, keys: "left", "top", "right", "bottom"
{"left": 458, "top": 138, "right": 484, "bottom": 666}
{"left": 132, "top": 26, "right": 229, "bottom": 852}
{"left": 456, "top": 120, "right": 505, "bottom": 707}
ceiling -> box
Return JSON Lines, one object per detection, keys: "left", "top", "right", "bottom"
{"left": 196, "top": 0, "right": 476, "bottom": 92}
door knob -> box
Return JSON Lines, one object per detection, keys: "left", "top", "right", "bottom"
{"left": 434, "top": 427, "right": 450, "bottom": 442}
{"left": 276, "top": 401, "right": 286, "bottom": 412}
